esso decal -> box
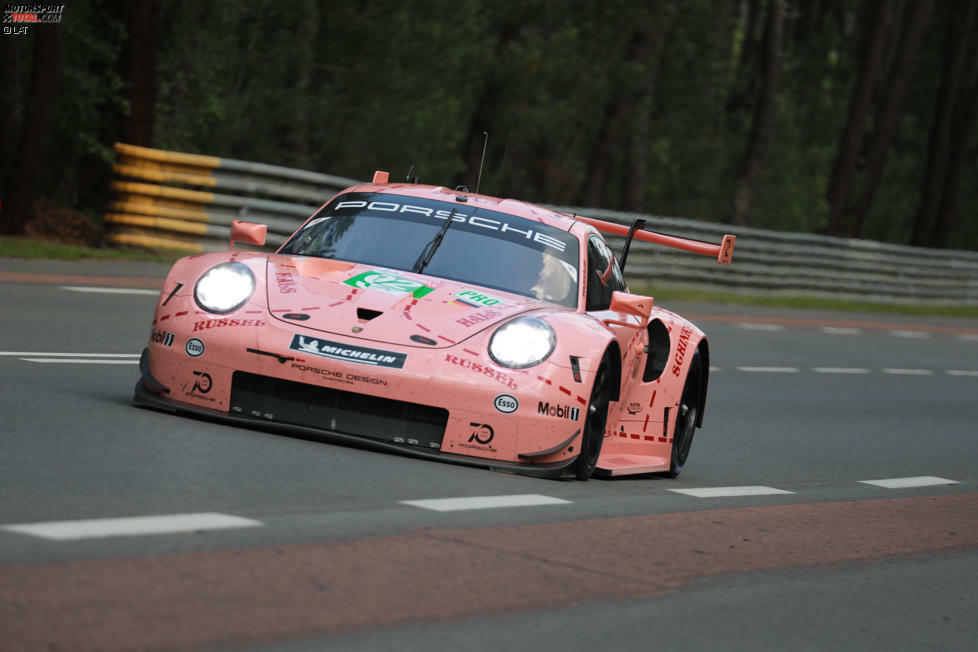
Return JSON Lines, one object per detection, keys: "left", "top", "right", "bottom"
{"left": 493, "top": 394, "right": 519, "bottom": 414}
{"left": 185, "top": 338, "right": 205, "bottom": 357}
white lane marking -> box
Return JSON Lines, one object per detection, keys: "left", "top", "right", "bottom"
{"left": 889, "top": 330, "right": 930, "bottom": 339}
{"left": 882, "top": 368, "right": 934, "bottom": 376}
{"left": 957, "top": 334, "right": 978, "bottom": 341}
{"left": 813, "top": 367, "right": 870, "bottom": 374}
{"left": 946, "top": 370, "right": 978, "bottom": 377}
{"left": 0, "top": 352, "right": 139, "bottom": 357}
{"left": 737, "top": 323, "right": 786, "bottom": 331}
{"left": 859, "top": 476, "right": 958, "bottom": 489}
{"left": 21, "top": 358, "right": 139, "bottom": 364}
{"left": 668, "top": 486, "right": 794, "bottom": 498}
{"left": 709, "top": 366, "right": 722, "bottom": 372}
{"left": 62, "top": 285, "right": 159, "bottom": 296}
{"left": 1, "top": 513, "right": 263, "bottom": 541}
{"left": 400, "top": 494, "right": 571, "bottom": 512}
{"left": 821, "top": 327, "right": 862, "bottom": 335}
{"left": 736, "top": 366, "right": 800, "bottom": 373}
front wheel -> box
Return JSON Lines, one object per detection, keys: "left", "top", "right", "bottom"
{"left": 663, "top": 350, "right": 702, "bottom": 478}
{"left": 574, "top": 352, "right": 612, "bottom": 480}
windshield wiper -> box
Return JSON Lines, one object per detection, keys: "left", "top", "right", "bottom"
{"left": 412, "top": 207, "right": 457, "bottom": 274}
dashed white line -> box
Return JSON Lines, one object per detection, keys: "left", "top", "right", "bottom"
{"left": 946, "top": 370, "right": 978, "bottom": 377}
{"left": 1, "top": 513, "right": 263, "bottom": 541}
{"left": 0, "top": 352, "right": 139, "bottom": 357}
{"left": 61, "top": 285, "right": 160, "bottom": 295}
{"left": 21, "top": 358, "right": 139, "bottom": 364}
{"left": 859, "top": 476, "right": 958, "bottom": 489}
{"left": 400, "top": 494, "right": 571, "bottom": 512}
{"left": 0, "top": 352, "right": 140, "bottom": 365}
{"left": 820, "top": 327, "right": 862, "bottom": 335}
{"left": 668, "top": 486, "right": 794, "bottom": 498}
{"left": 882, "top": 368, "right": 934, "bottom": 376}
{"left": 889, "top": 330, "right": 930, "bottom": 339}
{"left": 813, "top": 367, "right": 870, "bottom": 374}
{"left": 957, "top": 333, "right": 978, "bottom": 341}
{"left": 737, "top": 323, "right": 786, "bottom": 331}
{"left": 736, "top": 366, "right": 800, "bottom": 373}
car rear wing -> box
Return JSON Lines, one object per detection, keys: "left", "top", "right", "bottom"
{"left": 574, "top": 215, "right": 735, "bottom": 267}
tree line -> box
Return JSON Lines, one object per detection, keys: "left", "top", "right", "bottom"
{"left": 1, "top": 0, "right": 976, "bottom": 250}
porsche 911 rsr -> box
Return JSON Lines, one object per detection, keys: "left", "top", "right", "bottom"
{"left": 134, "top": 172, "right": 734, "bottom": 479}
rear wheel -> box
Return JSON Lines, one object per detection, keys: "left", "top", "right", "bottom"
{"left": 663, "top": 350, "right": 703, "bottom": 478}
{"left": 574, "top": 352, "right": 612, "bottom": 480}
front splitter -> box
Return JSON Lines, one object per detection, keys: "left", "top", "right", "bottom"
{"left": 133, "top": 379, "right": 576, "bottom": 480}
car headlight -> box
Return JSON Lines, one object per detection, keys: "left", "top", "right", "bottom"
{"left": 488, "top": 316, "right": 556, "bottom": 369}
{"left": 194, "top": 262, "right": 255, "bottom": 314}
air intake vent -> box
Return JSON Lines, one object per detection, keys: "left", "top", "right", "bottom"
{"left": 230, "top": 372, "right": 447, "bottom": 449}
{"left": 357, "top": 308, "right": 383, "bottom": 321}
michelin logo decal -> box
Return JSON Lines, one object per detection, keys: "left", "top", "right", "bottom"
{"left": 289, "top": 334, "right": 406, "bottom": 369}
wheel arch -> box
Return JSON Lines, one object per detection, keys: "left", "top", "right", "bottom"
{"left": 694, "top": 337, "right": 709, "bottom": 428}
{"left": 605, "top": 340, "right": 622, "bottom": 403}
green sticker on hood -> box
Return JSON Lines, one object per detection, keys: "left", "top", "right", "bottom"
{"left": 453, "top": 289, "right": 507, "bottom": 308}
{"left": 343, "top": 271, "right": 434, "bottom": 298}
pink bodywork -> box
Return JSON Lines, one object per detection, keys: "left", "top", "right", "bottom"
{"left": 141, "top": 181, "right": 730, "bottom": 477}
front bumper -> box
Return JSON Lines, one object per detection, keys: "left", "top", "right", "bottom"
{"left": 133, "top": 370, "right": 576, "bottom": 479}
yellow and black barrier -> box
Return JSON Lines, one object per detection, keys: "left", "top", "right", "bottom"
{"left": 105, "top": 143, "right": 359, "bottom": 251}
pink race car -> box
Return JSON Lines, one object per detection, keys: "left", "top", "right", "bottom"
{"left": 135, "top": 172, "right": 734, "bottom": 479}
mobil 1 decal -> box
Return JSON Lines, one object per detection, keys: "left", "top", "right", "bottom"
{"left": 343, "top": 271, "right": 434, "bottom": 298}
{"left": 289, "top": 334, "right": 406, "bottom": 369}
{"left": 151, "top": 328, "right": 174, "bottom": 347}
{"left": 538, "top": 401, "right": 580, "bottom": 421}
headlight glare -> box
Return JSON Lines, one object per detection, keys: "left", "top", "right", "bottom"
{"left": 194, "top": 262, "right": 255, "bottom": 314}
{"left": 488, "top": 316, "right": 556, "bottom": 369}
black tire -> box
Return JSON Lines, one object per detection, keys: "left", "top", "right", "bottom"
{"left": 663, "top": 350, "right": 703, "bottom": 478}
{"left": 574, "top": 351, "right": 612, "bottom": 480}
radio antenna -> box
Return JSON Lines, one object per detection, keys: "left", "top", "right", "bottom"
{"left": 475, "top": 131, "right": 488, "bottom": 195}
{"left": 493, "top": 111, "right": 520, "bottom": 197}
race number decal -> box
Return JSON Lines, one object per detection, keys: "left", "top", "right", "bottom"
{"left": 343, "top": 271, "right": 434, "bottom": 298}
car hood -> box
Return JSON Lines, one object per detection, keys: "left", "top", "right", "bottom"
{"left": 265, "top": 256, "right": 550, "bottom": 348}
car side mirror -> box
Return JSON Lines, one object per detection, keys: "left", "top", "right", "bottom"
{"left": 230, "top": 220, "right": 267, "bottom": 250}
{"left": 605, "top": 291, "right": 653, "bottom": 328}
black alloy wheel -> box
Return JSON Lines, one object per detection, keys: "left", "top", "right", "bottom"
{"left": 575, "top": 352, "right": 612, "bottom": 480}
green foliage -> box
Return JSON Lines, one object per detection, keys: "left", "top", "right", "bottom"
{"left": 43, "top": 0, "right": 128, "bottom": 197}
{"left": 7, "top": 0, "right": 978, "bottom": 250}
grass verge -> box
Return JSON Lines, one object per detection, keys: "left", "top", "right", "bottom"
{"left": 634, "top": 285, "right": 978, "bottom": 318}
{"left": 0, "top": 237, "right": 194, "bottom": 264}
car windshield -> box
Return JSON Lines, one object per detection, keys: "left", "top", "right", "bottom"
{"left": 279, "top": 192, "right": 580, "bottom": 307}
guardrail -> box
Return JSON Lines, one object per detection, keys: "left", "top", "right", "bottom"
{"left": 105, "top": 143, "right": 357, "bottom": 251}
{"left": 106, "top": 143, "right": 978, "bottom": 305}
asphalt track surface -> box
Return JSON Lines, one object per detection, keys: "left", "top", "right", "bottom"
{"left": 1, "top": 257, "right": 976, "bottom": 651}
